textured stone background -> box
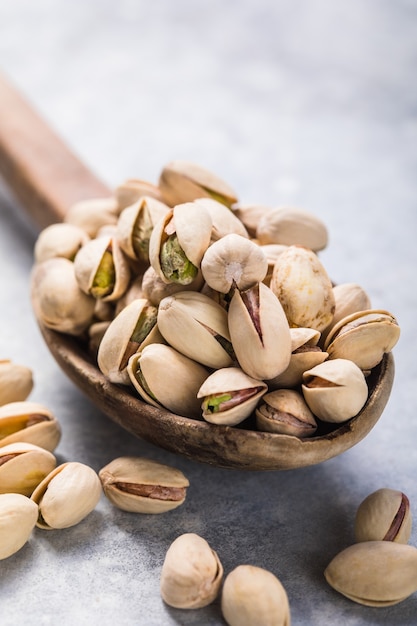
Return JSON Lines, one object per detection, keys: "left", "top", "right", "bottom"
{"left": 1, "top": 1, "right": 417, "bottom": 624}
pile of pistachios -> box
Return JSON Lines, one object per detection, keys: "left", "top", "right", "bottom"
{"left": 30, "top": 160, "right": 401, "bottom": 437}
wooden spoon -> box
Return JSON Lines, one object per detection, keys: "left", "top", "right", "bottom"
{"left": 0, "top": 73, "right": 395, "bottom": 470}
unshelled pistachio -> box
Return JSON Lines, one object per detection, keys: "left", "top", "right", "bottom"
{"left": 256, "top": 206, "right": 328, "bottom": 252}
{"left": 0, "top": 493, "right": 39, "bottom": 560}
{"left": 256, "top": 389, "right": 317, "bottom": 437}
{"left": 160, "top": 533, "right": 223, "bottom": 609}
{"left": 221, "top": 564, "right": 291, "bottom": 626}
{"left": 99, "top": 457, "right": 189, "bottom": 513}
{"left": 0, "top": 442, "right": 56, "bottom": 496}
{"left": 0, "top": 401, "right": 61, "bottom": 451}
{"left": 0, "top": 360, "right": 33, "bottom": 406}
{"left": 354, "top": 488, "right": 412, "bottom": 544}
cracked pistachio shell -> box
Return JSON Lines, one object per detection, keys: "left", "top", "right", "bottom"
{"left": 141, "top": 265, "right": 204, "bottom": 306}
{"left": 99, "top": 456, "right": 189, "bottom": 513}
{"left": 324, "top": 541, "right": 417, "bottom": 607}
{"left": 354, "top": 488, "right": 412, "bottom": 544}
{"left": 324, "top": 309, "right": 400, "bottom": 372}
{"left": 160, "top": 532, "right": 223, "bottom": 609}
{"left": 149, "top": 203, "right": 212, "bottom": 285}
{"left": 116, "top": 196, "right": 170, "bottom": 262}
{"left": 115, "top": 178, "right": 165, "bottom": 211}
{"left": 0, "top": 360, "right": 33, "bottom": 406}
{"left": 97, "top": 298, "right": 163, "bottom": 384}
{"left": 0, "top": 493, "right": 38, "bottom": 560}
{"left": 34, "top": 223, "right": 90, "bottom": 263}
{"left": 320, "top": 282, "right": 372, "bottom": 345}
{"left": 302, "top": 358, "right": 368, "bottom": 423}
{"left": 31, "top": 462, "right": 102, "bottom": 530}
{"left": 233, "top": 203, "right": 273, "bottom": 238}
{"left": 128, "top": 344, "right": 209, "bottom": 419}
{"left": 157, "top": 291, "right": 234, "bottom": 369}
{"left": 64, "top": 196, "right": 119, "bottom": 238}
{"left": 194, "top": 197, "right": 249, "bottom": 241}
{"left": 221, "top": 565, "right": 291, "bottom": 626}
{"left": 271, "top": 245, "right": 335, "bottom": 332}
{"left": 201, "top": 234, "right": 268, "bottom": 294}
{"left": 0, "top": 401, "right": 61, "bottom": 451}
{"left": 31, "top": 258, "right": 96, "bottom": 335}
{"left": 256, "top": 206, "right": 328, "bottom": 252}
{"left": 268, "top": 328, "right": 328, "bottom": 389}
{"left": 256, "top": 389, "right": 317, "bottom": 438}
{"left": 159, "top": 159, "right": 238, "bottom": 208}
{"left": 0, "top": 442, "right": 56, "bottom": 496}
{"left": 74, "top": 235, "right": 131, "bottom": 302}
{"left": 228, "top": 282, "right": 292, "bottom": 380}
{"left": 197, "top": 367, "right": 267, "bottom": 426}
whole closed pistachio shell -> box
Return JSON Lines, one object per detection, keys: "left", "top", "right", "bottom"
{"left": 256, "top": 206, "right": 328, "bottom": 252}
{"left": 256, "top": 389, "right": 317, "bottom": 438}
{"left": 324, "top": 541, "right": 417, "bottom": 606}
{"left": 116, "top": 196, "right": 170, "bottom": 262}
{"left": 99, "top": 456, "right": 189, "bottom": 513}
{"left": 0, "top": 401, "right": 61, "bottom": 451}
{"left": 271, "top": 245, "right": 335, "bottom": 332}
{"left": 0, "top": 442, "right": 56, "bottom": 496}
{"left": 159, "top": 159, "right": 238, "bottom": 208}
{"left": 0, "top": 360, "right": 33, "bottom": 406}
{"left": 64, "top": 196, "right": 119, "bottom": 238}
{"left": 31, "top": 258, "right": 96, "bottom": 335}
{"left": 302, "top": 358, "right": 368, "bottom": 423}
{"left": 221, "top": 564, "right": 291, "bottom": 626}
{"left": 34, "top": 223, "right": 90, "bottom": 263}
{"left": 160, "top": 532, "right": 223, "bottom": 609}
{"left": 0, "top": 493, "right": 39, "bottom": 560}
{"left": 31, "top": 461, "right": 102, "bottom": 529}
{"left": 354, "top": 488, "right": 412, "bottom": 544}
{"left": 201, "top": 233, "right": 268, "bottom": 294}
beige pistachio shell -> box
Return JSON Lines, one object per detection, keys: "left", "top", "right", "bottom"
{"left": 97, "top": 298, "right": 162, "bottom": 384}
{"left": 201, "top": 233, "right": 268, "bottom": 294}
{"left": 157, "top": 291, "right": 234, "bottom": 369}
{"left": 0, "top": 401, "right": 61, "bottom": 451}
{"left": 302, "top": 358, "right": 369, "bottom": 423}
{"left": 256, "top": 389, "right": 317, "bottom": 437}
{"left": 141, "top": 265, "right": 204, "bottom": 306}
{"left": 256, "top": 206, "right": 328, "bottom": 251}
{"left": 0, "top": 360, "right": 33, "bottom": 406}
{"left": 228, "top": 282, "right": 291, "bottom": 380}
{"left": 115, "top": 178, "right": 165, "bottom": 211}
{"left": 34, "top": 223, "right": 90, "bottom": 263}
{"left": 320, "top": 282, "right": 372, "bottom": 345}
{"left": 324, "top": 309, "right": 401, "bottom": 371}
{"left": 271, "top": 245, "right": 335, "bottom": 332}
{"left": 233, "top": 203, "right": 273, "bottom": 238}
{"left": 159, "top": 159, "right": 238, "bottom": 208}
{"left": 31, "top": 461, "right": 102, "bottom": 529}
{"left": 31, "top": 258, "right": 96, "bottom": 335}
{"left": 74, "top": 235, "right": 131, "bottom": 302}
{"left": 0, "top": 442, "right": 56, "bottom": 496}
{"left": 0, "top": 493, "right": 39, "bottom": 560}
{"left": 99, "top": 456, "right": 189, "bottom": 513}
{"left": 354, "top": 488, "right": 412, "bottom": 544}
{"left": 194, "top": 197, "right": 249, "bottom": 241}
{"left": 128, "top": 344, "right": 209, "bottom": 419}
{"left": 64, "top": 196, "right": 119, "bottom": 238}
{"left": 324, "top": 541, "right": 417, "bottom": 607}
{"left": 116, "top": 196, "right": 170, "bottom": 262}
{"left": 197, "top": 367, "right": 267, "bottom": 426}
{"left": 221, "top": 564, "right": 291, "bottom": 626}
{"left": 160, "top": 532, "right": 223, "bottom": 609}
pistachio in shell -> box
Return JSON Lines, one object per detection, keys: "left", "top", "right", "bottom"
{"left": 256, "top": 389, "right": 317, "bottom": 437}
{"left": 354, "top": 488, "right": 412, "bottom": 544}
{"left": 0, "top": 401, "right": 61, "bottom": 451}
{"left": 256, "top": 205, "right": 328, "bottom": 252}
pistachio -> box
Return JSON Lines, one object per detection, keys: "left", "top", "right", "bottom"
{"left": 197, "top": 367, "right": 267, "bottom": 426}
{"left": 221, "top": 564, "right": 291, "bottom": 626}
{"left": 157, "top": 291, "right": 234, "bottom": 369}
{"left": 256, "top": 206, "right": 328, "bottom": 252}
{"left": 256, "top": 389, "right": 317, "bottom": 437}
{"left": 0, "top": 442, "right": 56, "bottom": 496}
{"left": 31, "top": 461, "right": 102, "bottom": 529}
{"left": 201, "top": 233, "right": 268, "bottom": 294}
{"left": 233, "top": 203, "right": 273, "bottom": 238}
{"left": 116, "top": 196, "right": 170, "bottom": 262}
{"left": 159, "top": 160, "right": 238, "bottom": 208}
{"left": 324, "top": 541, "right": 417, "bottom": 606}
{"left": 0, "top": 493, "right": 38, "bottom": 560}
{"left": 64, "top": 196, "right": 119, "bottom": 238}
{"left": 127, "top": 344, "right": 209, "bottom": 419}
{"left": 228, "top": 282, "right": 291, "bottom": 380}
{"left": 34, "top": 222, "right": 90, "bottom": 263}
{"left": 141, "top": 265, "right": 204, "bottom": 306}
{"left": 115, "top": 178, "right": 165, "bottom": 210}
{"left": 354, "top": 488, "right": 412, "bottom": 544}
{"left": 99, "top": 457, "right": 189, "bottom": 513}
{"left": 271, "top": 245, "right": 335, "bottom": 332}
{"left": 259, "top": 243, "right": 289, "bottom": 287}
{"left": 0, "top": 360, "right": 33, "bottom": 406}
{"left": 0, "top": 401, "right": 61, "bottom": 451}
{"left": 194, "top": 197, "right": 249, "bottom": 241}
{"left": 302, "top": 358, "right": 368, "bottom": 423}
{"left": 320, "top": 282, "right": 372, "bottom": 345}
{"left": 160, "top": 533, "right": 223, "bottom": 609}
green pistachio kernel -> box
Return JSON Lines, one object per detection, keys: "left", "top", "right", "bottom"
{"left": 119, "top": 306, "right": 158, "bottom": 370}
{"left": 160, "top": 234, "right": 198, "bottom": 285}
{"left": 91, "top": 248, "right": 115, "bottom": 298}
{"left": 132, "top": 208, "right": 153, "bottom": 261}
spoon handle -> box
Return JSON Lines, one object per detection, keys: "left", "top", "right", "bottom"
{"left": 0, "top": 72, "right": 111, "bottom": 230}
